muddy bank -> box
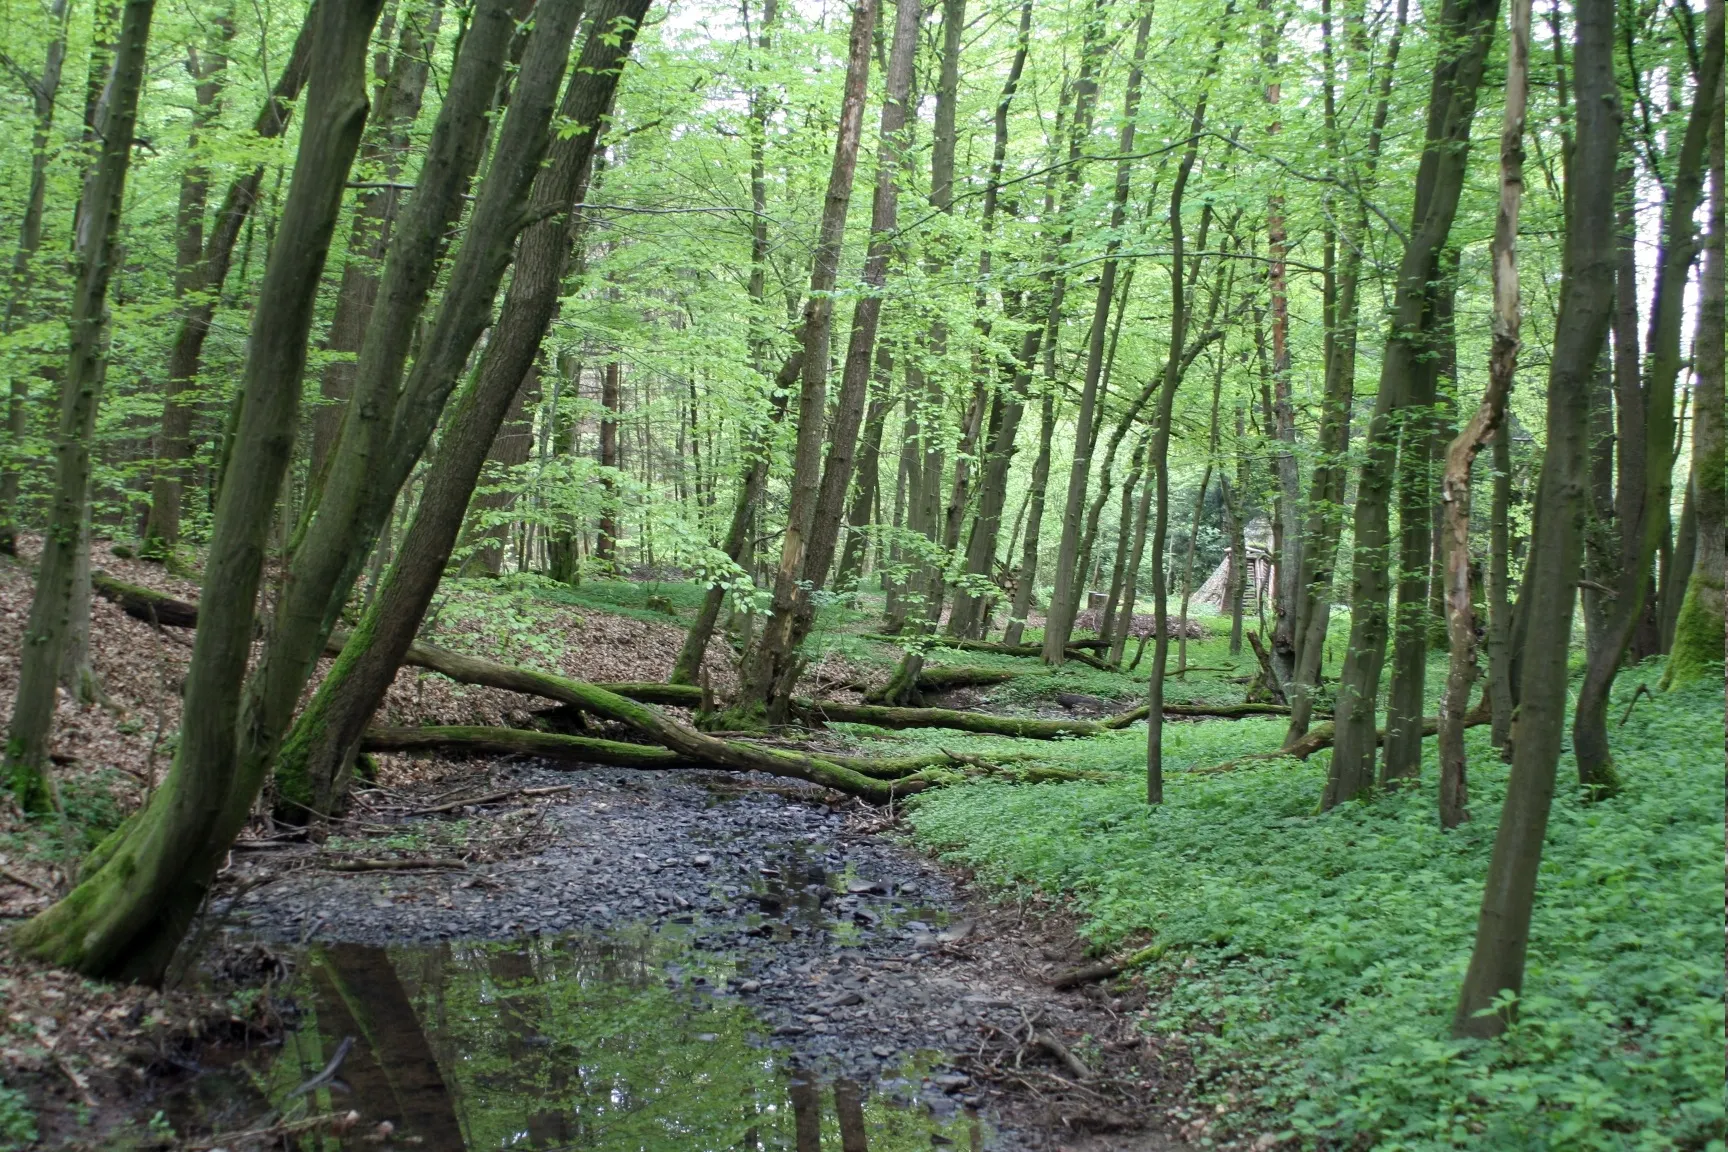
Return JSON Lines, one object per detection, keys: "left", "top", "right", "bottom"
{"left": 191, "top": 759, "right": 1195, "bottom": 1150}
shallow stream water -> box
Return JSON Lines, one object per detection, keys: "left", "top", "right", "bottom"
{"left": 157, "top": 767, "right": 1002, "bottom": 1150}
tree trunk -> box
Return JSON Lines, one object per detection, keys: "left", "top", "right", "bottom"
{"left": 1042, "top": 6, "right": 1150, "bottom": 665}
{"left": 1261, "top": 4, "right": 1301, "bottom": 687}
{"left": 1324, "top": 0, "right": 1499, "bottom": 811}
{"left": 138, "top": 9, "right": 320, "bottom": 552}
{"left": 3, "top": 0, "right": 156, "bottom": 815}
{"left": 1663, "top": 52, "right": 1724, "bottom": 689}
{"left": 596, "top": 361, "right": 623, "bottom": 566}
{"left": 13, "top": 0, "right": 387, "bottom": 977}
{"left": 1453, "top": 0, "right": 1617, "bottom": 1036}
{"left": 273, "top": 0, "right": 642, "bottom": 821}
{"left": 306, "top": 1, "right": 446, "bottom": 492}
{"left": 835, "top": 351, "right": 893, "bottom": 588}
{"left": 734, "top": 0, "right": 877, "bottom": 718}
{"left": 1172, "top": 355, "right": 1225, "bottom": 674}
{"left": 1438, "top": 0, "right": 1529, "bottom": 829}
{"left": 1003, "top": 392, "right": 1054, "bottom": 646}
{"left": 1383, "top": 260, "right": 1452, "bottom": 782}
{"left": 763, "top": 0, "right": 921, "bottom": 706}
{"left": 463, "top": 362, "right": 539, "bottom": 576}
{"left": 1285, "top": 0, "right": 1409, "bottom": 744}
{"left": 1146, "top": 50, "right": 1216, "bottom": 805}
{"left": 1572, "top": 3, "right": 1721, "bottom": 792}
{"left": 0, "top": 0, "right": 71, "bottom": 553}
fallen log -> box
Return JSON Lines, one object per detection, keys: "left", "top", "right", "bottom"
{"left": 864, "top": 665, "right": 1024, "bottom": 703}
{"left": 361, "top": 724, "right": 1106, "bottom": 792}
{"left": 1194, "top": 693, "right": 1492, "bottom": 774}
{"left": 798, "top": 700, "right": 1102, "bottom": 739}
{"left": 1050, "top": 940, "right": 1172, "bottom": 989}
{"left": 92, "top": 572, "right": 200, "bottom": 628}
{"left": 1100, "top": 701, "right": 1292, "bottom": 729}
{"left": 863, "top": 634, "right": 1112, "bottom": 668}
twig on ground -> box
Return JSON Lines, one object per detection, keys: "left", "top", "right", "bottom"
{"left": 320, "top": 857, "right": 467, "bottom": 873}
{"left": 1, "top": 867, "right": 48, "bottom": 893}
{"left": 1618, "top": 683, "right": 1652, "bottom": 726}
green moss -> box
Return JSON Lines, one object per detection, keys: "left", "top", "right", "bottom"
{"left": 1660, "top": 573, "right": 1725, "bottom": 690}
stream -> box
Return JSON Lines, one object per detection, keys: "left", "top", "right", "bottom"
{"left": 149, "top": 761, "right": 1184, "bottom": 1150}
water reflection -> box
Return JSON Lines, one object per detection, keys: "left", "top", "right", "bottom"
{"left": 163, "top": 928, "right": 981, "bottom": 1151}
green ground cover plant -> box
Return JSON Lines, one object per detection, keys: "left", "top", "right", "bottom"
{"left": 905, "top": 676, "right": 1725, "bottom": 1149}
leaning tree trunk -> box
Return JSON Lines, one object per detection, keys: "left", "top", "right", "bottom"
{"left": 1662, "top": 57, "right": 1724, "bottom": 689}
{"left": 13, "top": 0, "right": 386, "bottom": 978}
{"left": 733, "top": 0, "right": 877, "bottom": 719}
{"left": 2, "top": 0, "right": 156, "bottom": 815}
{"left": 1438, "top": 0, "right": 1529, "bottom": 830}
{"left": 248, "top": 0, "right": 577, "bottom": 831}
{"left": 1571, "top": 5, "right": 1721, "bottom": 792}
{"left": 306, "top": 0, "right": 445, "bottom": 492}
{"left": 1324, "top": 0, "right": 1499, "bottom": 811}
{"left": 271, "top": 0, "right": 635, "bottom": 821}
{"left": 0, "top": 0, "right": 70, "bottom": 554}
{"left": 139, "top": 10, "right": 319, "bottom": 553}
{"left": 1453, "top": 0, "right": 1617, "bottom": 1037}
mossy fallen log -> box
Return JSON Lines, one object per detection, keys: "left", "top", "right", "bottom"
{"left": 863, "top": 665, "right": 1025, "bottom": 703}
{"left": 1100, "top": 701, "right": 1293, "bottom": 729}
{"left": 1194, "top": 694, "right": 1491, "bottom": 774}
{"left": 797, "top": 699, "right": 1101, "bottom": 739}
{"left": 91, "top": 572, "right": 200, "bottom": 628}
{"left": 862, "top": 634, "right": 1112, "bottom": 669}
{"left": 360, "top": 724, "right": 1105, "bottom": 796}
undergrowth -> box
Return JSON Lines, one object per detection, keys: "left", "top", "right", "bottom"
{"left": 904, "top": 677, "right": 1725, "bottom": 1149}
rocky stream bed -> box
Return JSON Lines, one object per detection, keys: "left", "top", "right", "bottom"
{"left": 157, "top": 757, "right": 1201, "bottom": 1151}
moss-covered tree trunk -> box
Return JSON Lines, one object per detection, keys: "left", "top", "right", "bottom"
{"left": 1663, "top": 58, "right": 1724, "bottom": 689}
{"left": 12, "top": 0, "right": 386, "bottom": 977}
{"left": 1454, "top": 0, "right": 1618, "bottom": 1037}
{"left": 1571, "top": 5, "right": 1722, "bottom": 790}
{"left": 271, "top": 0, "right": 625, "bottom": 821}
{"left": 3, "top": 0, "right": 155, "bottom": 814}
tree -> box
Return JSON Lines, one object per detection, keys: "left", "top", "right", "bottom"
{"left": 13, "top": 0, "right": 390, "bottom": 976}
{"left": 3, "top": 0, "right": 157, "bottom": 814}
{"left": 1453, "top": 0, "right": 1619, "bottom": 1038}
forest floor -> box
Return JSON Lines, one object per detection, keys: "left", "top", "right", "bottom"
{"left": 0, "top": 549, "right": 1720, "bottom": 1150}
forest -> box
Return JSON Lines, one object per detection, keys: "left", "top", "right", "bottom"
{"left": 0, "top": 0, "right": 1720, "bottom": 1146}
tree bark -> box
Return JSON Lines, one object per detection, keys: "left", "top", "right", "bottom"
{"left": 596, "top": 360, "right": 623, "bottom": 566}
{"left": 0, "top": 0, "right": 71, "bottom": 553}
{"left": 1572, "top": 2, "right": 1722, "bottom": 790}
{"left": 273, "top": 0, "right": 642, "bottom": 821}
{"left": 1285, "top": 0, "right": 1409, "bottom": 743}
{"left": 138, "top": 8, "right": 319, "bottom": 552}
{"left": 1324, "top": 0, "right": 1499, "bottom": 810}
{"left": 734, "top": 0, "right": 877, "bottom": 718}
{"left": 13, "top": 0, "right": 386, "bottom": 977}
{"left": 306, "top": 0, "right": 446, "bottom": 492}
{"left": 3, "top": 0, "right": 156, "bottom": 814}
{"left": 764, "top": 0, "right": 921, "bottom": 704}
{"left": 1454, "top": 0, "right": 1618, "bottom": 1037}
{"left": 1438, "top": 0, "right": 1529, "bottom": 829}
{"left": 1662, "top": 47, "right": 1724, "bottom": 689}
{"left": 1042, "top": 6, "right": 1151, "bottom": 665}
